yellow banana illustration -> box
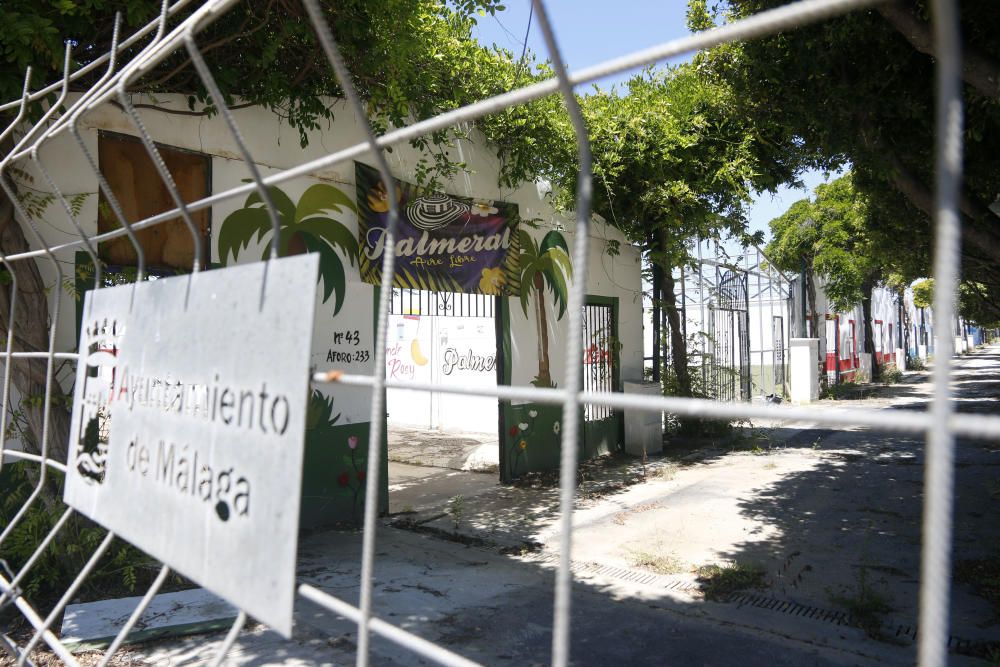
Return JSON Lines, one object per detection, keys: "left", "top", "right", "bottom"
{"left": 410, "top": 338, "right": 429, "bottom": 366}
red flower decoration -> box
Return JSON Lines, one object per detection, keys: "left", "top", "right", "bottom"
{"left": 338, "top": 472, "right": 350, "bottom": 487}
{"left": 357, "top": 470, "right": 366, "bottom": 482}
{"left": 510, "top": 425, "right": 519, "bottom": 437}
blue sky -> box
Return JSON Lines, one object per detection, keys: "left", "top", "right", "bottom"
{"left": 471, "top": 0, "right": 831, "bottom": 241}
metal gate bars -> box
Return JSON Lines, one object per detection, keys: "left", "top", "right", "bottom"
{"left": 709, "top": 269, "right": 751, "bottom": 402}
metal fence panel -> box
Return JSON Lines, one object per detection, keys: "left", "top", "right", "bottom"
{"left": 0, "top": 1, "right": 979, "bottom": 666}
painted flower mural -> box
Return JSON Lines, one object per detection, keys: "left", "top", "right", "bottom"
{"left": 471, "top": 199, "right": 499, "bottom": 217}
{"left": 479, "top": 267, "right": 505, "bottom": 295}
{"left": 367, "top": 180, "right": 400, "bottom": 213}
{"left": 340, "top": 432, "right": 366, "bottom": 523}
{"left": 218, "top": 182, "right": 359, "bottom": 315}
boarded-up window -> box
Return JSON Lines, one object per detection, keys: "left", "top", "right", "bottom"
{"left": 97, "top": 131, "right": 210, "bottom": 269}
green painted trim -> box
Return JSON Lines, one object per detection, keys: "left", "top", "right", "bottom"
{"left": 497, "top": 296, "right": 513, "bottom": 482}
{"left": 504, "top": 402, "right": 563, "bottom": 478}
{"left": 498, "top": 296, "right": 513, "bottom": 386}
{"left": 375, "top": 287, "right": 389, "bottom": 513}
{"left": 300, "top": 420, "right": 381, "bottom": 528}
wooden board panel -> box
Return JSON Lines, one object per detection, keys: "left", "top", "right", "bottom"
{"left": 97, "top": 133, "right": 210, "bottom": 269}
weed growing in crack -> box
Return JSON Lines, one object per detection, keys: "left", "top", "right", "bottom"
{"left": 650, "top": 463, "right": 677, "bottom": 481}
{"left": 827, "top": 565, "right": 893, "bottom": 638}
{"left": 445, "top": 495, "right": 465, "bottom": 531}
{"left": 955, "top": 554, "right": 1000, "bottom": 617}
{"left": 627, "top": 549, "right": 685, "bottom": 575}
{"left": 696, "top": 562, "right": 766, "bottom": 600}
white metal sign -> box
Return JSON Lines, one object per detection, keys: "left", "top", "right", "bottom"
{"left": 64, "top": 254, "right": 319, "bottom": 637}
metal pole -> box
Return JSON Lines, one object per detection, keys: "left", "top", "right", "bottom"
{"left": 756, "top": 248, "right": 765, "bottom": 396}
{"left": 800, "top": 257, "right": 808, "bottom": 338}
{"left": 698, "top": 238, "right": 707, "bottom": 392}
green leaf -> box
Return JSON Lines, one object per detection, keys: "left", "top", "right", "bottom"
{"left": 218, "top": 207, "right": 271, "bottom": 263}
{"left": 297, "top": 218, "right": 359, "bottom": 266}
{"left": 246, "top": 185, "right": 296, "bottom": 225}
{"left": 302, "top": 234, "right": 347, "bottom": 314}
{"left": 539, "top": 230, "right": 569, "bottom": 256}
{"left": 518, "top": 229, "right": 539, "bottom": 259}
{"left": 295, "top": 183, "right": 358, "bottom": 222}
{"left": 519, "top": 265, "right": 537, "bottom": 317}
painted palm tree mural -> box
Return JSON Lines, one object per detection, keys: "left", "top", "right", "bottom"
{"left": 218, "top": 183, "right": 359, "bottom": 314}
{"left": 518, "top": 229, "right": 573, "bottom": 387}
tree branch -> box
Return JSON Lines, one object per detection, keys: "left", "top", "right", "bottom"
{"left": 883, "top": 152, "right": 1000, "bottom": 265}
{"left": 143, "top": 0, "right": 278, "bottom": 91}
{"left": 108, "top": 99, "right": 254, "bottom": 117}
{"left": 877, "top": 2, "right": 1000, "bottom": 102}
{"left": 858, "top": 117, "right": 1000, "bottom": 266}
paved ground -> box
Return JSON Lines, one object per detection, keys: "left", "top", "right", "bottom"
{"left": 119, "top": 346, "right": 1000, "bottom": 665}
{"left": 387, "top": 425, "right": 498, "bottom": 472}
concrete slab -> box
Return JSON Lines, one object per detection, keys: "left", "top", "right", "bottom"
{"left": 387, "top": 425, "right": 498, "bottom": 472}
{"left": 385, "top": 347, "right": 1000, "bottom": 656}
{"left": 61, "top": 587, "right": 237, "bottom": 651}
{"left": 387, "top": 462, "right": 498, "bottom": 515}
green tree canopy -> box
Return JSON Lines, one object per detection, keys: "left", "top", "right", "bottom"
{"left": 767, "top": 173, "right": 884, "bottom": 313}
{"left": 912, "top": 278, "right": 1000, "bottom": 328}
{"left": 1, "top": 0, "right": 527, "bottom": 183}
{"left": 689, "top": 0, "right": 1000, "bottom": 321}
{"left": 485, "top": 63, "right": 798, "bottom": 396}
{"left": 767, "top": 173, "right": 897, "bottom": 375}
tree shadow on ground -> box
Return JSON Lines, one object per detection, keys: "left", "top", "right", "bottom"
{"left": 120, "top": 350, "right": 1000, "bottom": 665}
{"left": 710, "top": 353, "right": 1000, "bottom": 650}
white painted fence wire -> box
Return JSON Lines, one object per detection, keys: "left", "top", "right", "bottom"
{"left": 0, "top": 0, "right": 976, "bottom": 666}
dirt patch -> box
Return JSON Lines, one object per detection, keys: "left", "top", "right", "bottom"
{"left": 0, "top": 646, "right": 149, "bottom": 666}
{"left": 955, "top": 556, "right": 1000, "bottom": 618}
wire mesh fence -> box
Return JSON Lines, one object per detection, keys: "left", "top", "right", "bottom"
{"left": 0, "top": 0, "right": 987, "bottom": 666}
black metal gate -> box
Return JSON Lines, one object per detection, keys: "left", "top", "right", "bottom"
{"left": 582, "top": 300, "right": 621, "bottom": 455}
{"left": 583, "top": 303, "right": 614, "bottom": 421}
{"left": 709, "top": 269, "right": 751, "bottom": 401}
{"left": 389, "top": 287, "right": 495, "bottom": 317}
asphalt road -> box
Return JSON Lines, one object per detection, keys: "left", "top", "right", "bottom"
{"left": 132, "top": 346, "right": 1000, "bottom": 665}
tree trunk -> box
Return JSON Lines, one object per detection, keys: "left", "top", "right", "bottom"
{"left": 805, "top": 269, "right": 819, "bottom": 339}
{"left": 533, "top": 271, "right": 551, "bottom": 387}
{"left": 651, "top": 263, "right": 661, "bottom": 383}
{"left": 861, "top": 276, "right": 880, "bottom": 381}
{"left": 0, "top": 135, "right": 72, "bottom": 464}
{"left": 900, "top": 290, "right": 912, "bottom": 363}
{"left": 660, "top": 262, "right": 691, "bottom": 397}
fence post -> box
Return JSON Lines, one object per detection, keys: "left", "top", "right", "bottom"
{"left": 790, "top": 338, "right": 819, "bottom": 403}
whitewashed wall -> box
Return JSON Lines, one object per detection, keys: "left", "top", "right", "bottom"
{"left": 386, "top": 314, "right": 498, "bottom": 433}
{"left": 13, "top": 94, "right": 642, "bottom": 431}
